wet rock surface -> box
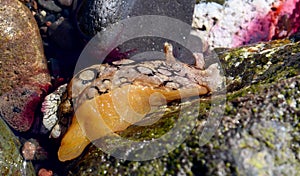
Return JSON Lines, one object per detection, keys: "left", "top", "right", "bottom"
{"left": 76, "top": 0, "right": 196, "bottom": 63}
{"left": 65, "top": 39, "right": 300, "bottom": 175}
{"left": 0, "top": 117, "right": 35, "bottom": 175}
{"left": 77, "top": 0, "right": 195, "bottom": 37}
{"left": 0, "top": 0, "right": 51, "bottom": 132}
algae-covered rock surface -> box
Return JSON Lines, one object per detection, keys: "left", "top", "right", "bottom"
{"left": 0, "top": 117, "right": 35, "bottom": 175}
{"left": 64, "top": 39, "right": 300, "bottom": 175}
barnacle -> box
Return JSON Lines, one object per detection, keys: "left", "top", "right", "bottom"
{"left": 53, "top": 43, "right": 223, "bottom": 161}
{"left": 41, "top": 84, "right": 66, "bottom": 137}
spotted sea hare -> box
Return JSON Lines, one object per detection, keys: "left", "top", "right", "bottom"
{"left": 62, "top": 38, "right": 300, "bottom": 175}
{"left": 42, "top": 43, "right": 224, "bottom": 161}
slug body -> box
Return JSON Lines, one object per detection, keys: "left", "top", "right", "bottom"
{"left": 43, "top": 43, "right": 223, "bottom": 161}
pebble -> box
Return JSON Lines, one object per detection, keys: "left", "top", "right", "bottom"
{"left": 22, "top": 141, "right": 37, "bottom": 160}
{"left": 38, "top": 168, "right": 53, "bottom": 176}
{"left": 0, "top": 0, "right": 51, "bottom": 132}
{"left": 37, "top": 0, "right": 62, "bottom": 12}
{"left": 40, "top": 10, "right": 47, "bottom": 17}
{"left": 21, "top": 139, "right": 48, "bottom": 161}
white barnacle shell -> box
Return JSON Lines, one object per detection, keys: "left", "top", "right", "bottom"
{"left": 50, "top": 123, "right": 61, "bottom": 138}
{"left": 41, "top": 84, "right": 67, "bottom": 132}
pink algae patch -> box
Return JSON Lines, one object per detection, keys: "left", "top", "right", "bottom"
{"left": 233, "top": 0, "right": 300, "bottom": 46}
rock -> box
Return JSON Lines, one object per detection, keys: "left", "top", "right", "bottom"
{"left": 48, "top": 19, "right": 80, "bottom": 50}
{"left": 38, "top": 168, "right": 54, "bottom": 176}
{"left": 0, "top": 117, "right": 35, "bottom": 175}
{"left": 58, "top": 0, "right": 73, "bottom": 7}
{"left": 21, "top": 139, "right": 48, "bottom": 161}
{"left": 65, "top": 39, "right": 300, "bottom": 175}
{"left": 75, "top": 0, "right": 196, "bottom": 63}
{"left": 37, "top": 0, "right": 62, "bottom": 12}
{"left": 76, "top": 0, "right": 124, "bottom": 37}
{"left": 0, "top": 0, "right": 51, "bottom": 132}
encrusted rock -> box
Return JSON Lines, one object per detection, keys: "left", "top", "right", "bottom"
{"left": 0, "top": 0, "right": 51, "bottom": 132}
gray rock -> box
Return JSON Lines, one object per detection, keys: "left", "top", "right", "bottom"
{"left": 37, "top": 0, "right": 62, "bottom": 12}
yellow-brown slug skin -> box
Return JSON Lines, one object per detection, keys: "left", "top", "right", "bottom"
{"left": 58, "top": 116, "right": 90, "bottom": 162}
{"left": 58, "top": 84, "right": 207, "bottom": 161}
{"left": 58, "top": 81, "right": 215, "bottom": 161}
{"left": 57, "top": 43, "right": 223, "bottom": 161}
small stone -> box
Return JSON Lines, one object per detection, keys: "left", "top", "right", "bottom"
{"left": 45, "top": 14, "right": 56, "bottom": 23}
{"left": 38, "top": 168, "right": 53, "bottom": 176}
{"left": 58, "top": 0, "right": 73, "bottom": 7}
{"left": 40, "top": 10, "right": 47, "bottom": 17}
{"left": 46, "top": 21, "right": 52, "bottom": 27}
{"left": 32, "top": 0, "right": 38, "bottom": 10}
{"left": 22, "top": 141, "right": 36, "bottom": 160}
{"left": 37, "top": 0, "right": 62, "bottom": 12}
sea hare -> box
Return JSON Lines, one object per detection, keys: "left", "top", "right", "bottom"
{"left": 42, "top": 43, "right": 223, "bottom": 161}
{"left": 0, "top": 0, "right": 51, "bottom": 132}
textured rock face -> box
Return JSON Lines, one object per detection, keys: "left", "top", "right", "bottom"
{"left": 65, "top": 39, "right": 300, "bottom": 175}
{"left": 0, "top": 0, "right": 51, "bottom": 132}
{"left": 75, "top": 0, "right": 196, "bottom": 63}
{"left": 0, "top": 117, "right": 35, "bottom": 175}
{"left": 76, "top": 0, "right": 195, "bottom": 37}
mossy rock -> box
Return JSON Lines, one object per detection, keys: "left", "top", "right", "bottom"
{"left": 0, "top": 117, "right": 35, "bottom": 175}
{"left": 65, "top": 39, "right": 300, "bottom": 175}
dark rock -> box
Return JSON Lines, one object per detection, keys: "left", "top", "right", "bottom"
{"left": 75, "top": 0, "right": 196, "bottom": 63}
{"left": 48, "top": 19, "right": 80, "bottom": 50}
{"left": 0, "top": 0, "right": 51, "bottom": 132}
{"left": 0, "top": 117, "right": 35, "bottom": 175}
{"left": 34, "top": 12, "right": 46, "bottom": 26}
{"left": 58, "top": 0, "right": 73, "bottom": 7}
{"left": 76, "top": 0, "right": 195, "bottom": 37}
{"left": 76, "top": 0, "right": 123, "bottom": 37}
{"left": 37, "top": 0, "right": 62, "bottom": 12}
{"left": 45, "top": 14, "right": 56, "bottom": 23}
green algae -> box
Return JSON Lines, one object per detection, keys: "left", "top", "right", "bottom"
{"left": 0, "top": 118, "right": 35, "bottom": 175}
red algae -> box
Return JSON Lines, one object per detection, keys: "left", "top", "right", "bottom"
{"left": 233, "top": 0, "right": 300, "bottom": 46}
{"left": 193, "top": 0, "right": 300, "bottom": 49}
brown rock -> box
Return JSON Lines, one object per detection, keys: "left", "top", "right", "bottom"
{"left": 0, "top": 0, "right": 51, "bottom": 132}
